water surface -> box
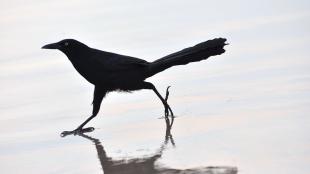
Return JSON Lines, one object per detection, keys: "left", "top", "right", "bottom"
{"left": 1, "top": 1, "right": 310, "bottom": 173}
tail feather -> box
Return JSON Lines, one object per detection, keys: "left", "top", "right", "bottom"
{"left": 148, "top": 38, "right": 227, "bottom": 77}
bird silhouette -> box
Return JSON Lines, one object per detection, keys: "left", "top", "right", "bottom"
{"left": 42, "top": 38, "right": 227, "bottom": 135}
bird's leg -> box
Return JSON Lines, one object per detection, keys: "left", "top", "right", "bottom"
{"left": 147, "top": 83, "right": 174, "bottom": 118}
{"left": 74, "top": 115, "right": 97, "bottom": 133}
{"left": 164, "top": 86, "right": 171, "bottom": 117}
{"left": 61, "top": 114, "right": 98, "bottom": 137}
{"left": 61, "top": 86, "right": 106, "bottom": 137}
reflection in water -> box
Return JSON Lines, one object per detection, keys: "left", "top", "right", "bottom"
{"left": 79, "top": 117, "right": 237, "bottom": 174}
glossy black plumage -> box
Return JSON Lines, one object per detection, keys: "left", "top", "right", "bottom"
{"left": 42, "top": 38, "right": 227, "bottom": 135}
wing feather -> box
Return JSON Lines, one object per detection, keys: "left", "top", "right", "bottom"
{"left": 90, "top": 49, "right": 149, "bottom": 71}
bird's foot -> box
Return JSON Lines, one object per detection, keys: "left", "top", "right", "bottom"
{"left": 60, "top": 127, "right": 95, "bottom": 137}
{"left": 164, "top": 106, "right": 174, "bottom": 118}
{"left": 164, "top": 86, "right": 174, "bottom": 118}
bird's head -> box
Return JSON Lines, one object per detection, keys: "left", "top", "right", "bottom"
{"left": 42, "top": 39, "right": 89, "bottom": 57}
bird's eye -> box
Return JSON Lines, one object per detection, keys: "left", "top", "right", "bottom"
{"left": 64, "top": 42, "right": 69, "bottom": 46}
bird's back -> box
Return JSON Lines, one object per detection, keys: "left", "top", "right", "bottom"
{"left": 70, "top": 48, "right": 150, "bottom": 90}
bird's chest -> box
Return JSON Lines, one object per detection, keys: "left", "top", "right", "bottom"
{"left": 71, "top": 58, "right": 106, "bottom": 84}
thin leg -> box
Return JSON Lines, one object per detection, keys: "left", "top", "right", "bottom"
{"left": 77, "top": 86, "right": 106, "bottom": 130}
{"left": 153, "top": 86, "right": 174, "bottom": 117}
{"left": 61, "top": 86, "right": 107, "bottom": 136}
{"left": 76, "top": 115, "right": 96, "bottom": 131}
{"left": 164, "top": 86, "right": 172, "bottom": 116}
{"left": 143, "top": 82, "right": 174, "bottom": 117}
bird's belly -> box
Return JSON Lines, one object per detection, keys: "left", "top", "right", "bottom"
{"left": 71, "top": 57, "right": 149, "bottom": 90}
{"left": 73, "top": 64, "right": 147, "bottom": 88}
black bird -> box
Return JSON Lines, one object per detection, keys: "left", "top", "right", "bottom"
{"left": 42, "top": 38, "right": 227, "bottom": 135}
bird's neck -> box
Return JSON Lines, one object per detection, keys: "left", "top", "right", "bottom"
{"left": 62, "top": 47, "right": 90, "bottom": 61}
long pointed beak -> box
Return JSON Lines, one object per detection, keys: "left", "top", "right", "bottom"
{"left": 41, "top": 43, "right": 60, "bottom": 49}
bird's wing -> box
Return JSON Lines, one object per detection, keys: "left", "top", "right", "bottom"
{"left": 90, "top": 49, "right": 149, "bottom": 71}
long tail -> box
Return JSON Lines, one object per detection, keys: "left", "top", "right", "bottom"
{"left": 148, "top": 38, "right": 227, "bottom": 77}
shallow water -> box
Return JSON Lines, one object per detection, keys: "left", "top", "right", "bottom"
{"left": 1, "top": 1, "right": 310, "bottom": 174}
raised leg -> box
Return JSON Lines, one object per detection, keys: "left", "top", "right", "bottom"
{"left": 143, "top": 82, "right": 174, "bottom": 117}
{"left": 61, "top": 86, "right": 107, "bottom": 137}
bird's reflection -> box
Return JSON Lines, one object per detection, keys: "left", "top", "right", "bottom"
{"left": 79, "top": 117, "right": 237, "bottom": 174}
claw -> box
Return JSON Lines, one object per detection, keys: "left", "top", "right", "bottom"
{"left": 82, "top": 127, "right": 95, "bottom": 132}
{"left": 60, "top": 131, "right": 71, "bottom": 137}
{"left": 60, "top": 127, "right": 95, "bottom": 137}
